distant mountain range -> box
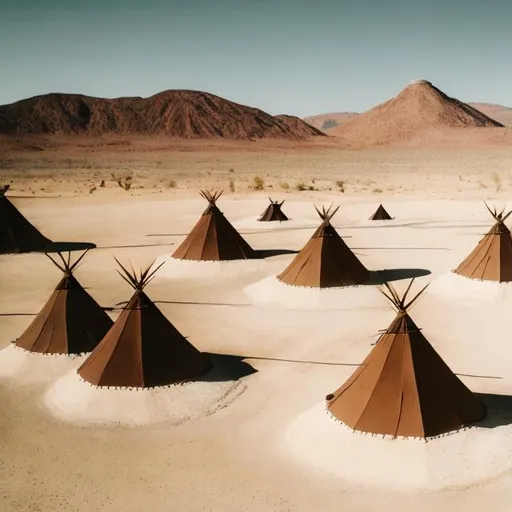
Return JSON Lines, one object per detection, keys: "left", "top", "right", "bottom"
{"left": 1, "top": 84, "right": 510, "bottom": 149}
{"left": 0, "top": 90, "right": 325, "bottom": 140}
{"left": 305, "top": 101, "right": 512, "bottom": 131}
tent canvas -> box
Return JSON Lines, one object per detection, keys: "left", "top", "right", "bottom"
{"left": 277, "top": 205, "right": 369, "bottom": 288}
{"left": 326, "top": 280, "right": 487, "bottom": 438}
{"left": 258, "top": 198, "right": 289, "bottom": 222}
{"left": 454, "top": 203, "right": 512, "bottom": 282}
{"left": 15, "top": 250, "right": 113, "bottom": 355}
{"left": 78, "top": 260, "right": 212, "bottom": 387}
{"left": 0, "top": 184, "right": 52, "bottom": 254}
{"left": 172, "top": 190, "right": 257, "bottom": 261}
{"left": 369, "top": 204, "right": 393, "bottom": 220}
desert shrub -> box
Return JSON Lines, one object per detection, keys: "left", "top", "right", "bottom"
{"left": 229, "top": 178, "right": 235, "bottom": 192}
{"left": 296, "top": 181, "right": 317, "bottom": 191}
{"left": 280, "top": 182, "right": 290, "bottom": 191}
{"left": 117, "top": 178, "right": 132, "bottom": 191}
{"left": 492, "top": 171, "right": 502, "bottom": 192}
{"left": 252, "top": 175, "right": 264, "bottom": 190}
{"left": 112, "top": 173, "right": 133, "bottom": 191}
{"left": 336, "top": 180, "right": 346, "bottom": 193}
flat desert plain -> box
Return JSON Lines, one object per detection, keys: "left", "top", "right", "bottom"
{"left": 2, "top": 138, "right": 512, "bottom": 511}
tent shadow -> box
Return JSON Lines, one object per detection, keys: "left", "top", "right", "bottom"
{"left": 197, "top": 353, "right": 258, "bottom": 383}
{"left": 96, "top": 243, "right": 172, "bottom": 250}
{"left": 45, "top": 241, "right": 97, "bottom": 252}
{"left": 475, "top": 393, "right": 512, "bottom": 429}
{"left": 256, "top": 249, "right": 299, "bottom": 259}
{"left": 366, "top": 268, "right": 431, "bottom": 285}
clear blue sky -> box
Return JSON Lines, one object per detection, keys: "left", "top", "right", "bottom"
{"left": 1, "top": 0, "right": 511, "bottom": 117}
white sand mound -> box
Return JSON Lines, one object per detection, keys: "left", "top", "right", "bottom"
{"left": 428, "top": 271, "right": 512, "bottom": 303}
{"left": 0, "top": 344, "right": 85, "bottom": 384}
{"left": 43, "top": 370, "right": 245, "bottom": 427}
{"left": 231, "top": 216, "right": 313, "bottom": 231}
{"left": 283, "top": 402, "right": 512, "bottom": 492}
{"left": 154, "top": 254, "right": 265, "bottom": 280}
{"left": 244, "top": 276, "right": 384, "bottom": 311}
{"left": 359, "top": 219, "right": 396, "bottom": 225}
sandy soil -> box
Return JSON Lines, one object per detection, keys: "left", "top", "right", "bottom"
{"left": 2, "top": 142, "right": 512, "bottom": 511}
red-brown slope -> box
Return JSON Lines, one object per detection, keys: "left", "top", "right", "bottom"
{"left": 274, "top": 114, "right": 326, "bottom": 137}
{"left": 331, "top": 80, "right": 504, "bottom": 148}
{"left": 0, "top": 90, "right": 324, "bottom": 140}
{"left": 469, "top": 103, "right": 512, "bottom": 127}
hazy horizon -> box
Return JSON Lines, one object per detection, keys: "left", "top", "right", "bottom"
{"left": 1, "top": 0, "right": 511, "bottom": 117}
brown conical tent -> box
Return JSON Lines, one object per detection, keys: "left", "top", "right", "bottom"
{"left": 369, "top": 204, "right": 393, "bottom": 220}
{"left": 277, "top": 205, "right": 369, "bottom": 288}
{"left": 15, "top": 250, "right": 113, "bottom": 355}
{"left": 258, "top": 197, "right": 289, "bottom": 222}
{"left": 326, "top": 280, "right": 487, "bottom": 438}
{"left": 0, "top": 184, "right": 52, "bottom": 254}
{"left": 172, "top": 190, "right": 257, "bottom": 261}
{"left": 78, "top": 260, "right": 212, "bottom": 387}
{"left": 454, "top": 202, "right": 512, "bottom": 282}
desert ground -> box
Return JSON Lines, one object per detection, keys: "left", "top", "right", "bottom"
{"left": 2, "top": 139, "right": 512, "bottom": 511}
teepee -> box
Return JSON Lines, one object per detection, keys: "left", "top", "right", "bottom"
{"left": 0, "top": 184, "right": 52, "bottom": 254}
{"left": 326, "top": 280, "right": 487, "bottom": 438}
{"left": 258, "top": 198, "right": 289, "bottom": 222}
{"left": 369, "top": 204, "right": 393, "bottom": 220}
{"left": 172, "top": 190, "right": 257, "bottom": 261}
{"left": 78, "top": 260, "right": 212, "bottom": 387}
{"left": 454, "top": 203, "right": 512, "bottom": 282}
{"left": 15, "top": 250, "right": 113, "bottom": 355}
{"left": 277, "top": 205, "right": 369, "bottom": 288}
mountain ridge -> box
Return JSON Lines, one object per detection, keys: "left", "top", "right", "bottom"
{"left": 0, "top": 90, "right": 325, "bottom": 140}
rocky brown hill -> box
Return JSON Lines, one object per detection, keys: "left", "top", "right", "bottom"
{"left": 274, "top": 114, "right": 326, "bottom": 137}
{"left": 0, "top": 90, "right": 325, "bottom": 140}
{"left": 330, "top": 80, "right": 504, "bottom": 147}
{"left": 468, "top": 103, "right": 512, "bottom": 127}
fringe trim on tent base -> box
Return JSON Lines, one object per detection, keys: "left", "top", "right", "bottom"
{"left": 324, "top": 405, "right": 475, "bottom": 442}
{"left": 9, "top": 341, "right": 90, "bottom": 359}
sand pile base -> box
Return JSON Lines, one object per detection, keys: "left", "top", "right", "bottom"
{"left": 232, "top": 217, "right": 311, "bottom": 231}
{"left": 244, "top": 276, "right": 384, "bottom": 311}
{"left": 0, "top": 344, "right": 85, "bottom": 384}
{"left": 428, "top": 271, "right": 512, "bottom": 303}
{"left": 283, "top": 402, "right": 512, "bottom": 491}
{"left": 154, "top": 254, "right": 265, "bottom": 280}
{"left": 43, "top": 370, "right": 245, "bottom": 427}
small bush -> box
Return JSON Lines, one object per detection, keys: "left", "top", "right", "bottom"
{"left": 492, "top": 171, "right": 502, "bottom": 192}
{"left": 280, "top": 182, "right": 290, "bottom": 191}
{"left": 336, "top": 180, "right": 346, "bottom": 193}
{"left": 372, "top": 187, "right": 383, "bottom": 194}
{"left": 296, "top": 181, "right": 317, "bottom": 191}
{"left": 113, "top": 173, "right": 133, "bottom": 191}
{"left": 252, "top": 175, "right": 264, "bottom": 191}
{"left": 167, "top": 179, "right": 177, "bottom": 188}
{"left": 229, "top": 178, "right": 235, "bottom": 193}
{"left": 117, "top": 178, "right": 132, "bottom": 191}
{"left": 229, "top": 168, "right": 235, "bottom": 173}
